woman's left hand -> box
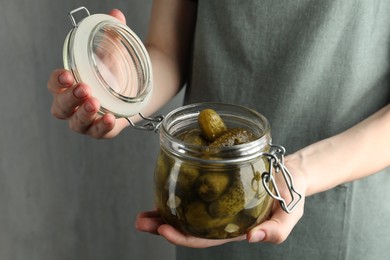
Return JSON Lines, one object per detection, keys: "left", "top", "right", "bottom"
{"left": 135, "top": 210, "right": 246, "bottom": 248}
{"left": 135, "top": 155, "right": 306, "bottom": 248}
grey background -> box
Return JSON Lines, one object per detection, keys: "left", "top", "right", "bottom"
{"left": 0, "top": 0, "right": 182, "bottom": 259}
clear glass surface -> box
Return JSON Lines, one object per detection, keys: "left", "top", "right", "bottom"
{"left": 90, "top": 21, "right": 150, "bottom": 103}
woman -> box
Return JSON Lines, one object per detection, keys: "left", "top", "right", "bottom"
{"left": 48, "top": 0, "right": 390, "bottom": 259}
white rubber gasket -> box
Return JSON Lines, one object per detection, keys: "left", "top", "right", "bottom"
{"left": 65, "top": 14, "right": 152, "bottom": 118}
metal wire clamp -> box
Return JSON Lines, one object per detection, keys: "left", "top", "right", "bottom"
{"left": 261, "top": 144, "right": 302, "bottom": 213}
{"left": 69, "top": 6, "right": 90, "bottom": 27}
{"left": 125, "top": 113, "right": 164, "bottom": 132}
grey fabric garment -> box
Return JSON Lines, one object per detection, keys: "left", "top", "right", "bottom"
{"left": 179, "top": 0, "right": 390, "bottom": 259}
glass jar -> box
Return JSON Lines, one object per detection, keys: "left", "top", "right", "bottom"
{"left": 155, "top": 103, "right": 280, "bottom": 239}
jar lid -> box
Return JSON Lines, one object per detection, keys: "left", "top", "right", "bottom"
{"left": 63, "top": 7, "right": 153, "bottom": 118}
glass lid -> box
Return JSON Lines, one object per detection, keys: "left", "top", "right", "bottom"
{"left": 63, "top": 7, "right": 153, "bottom": 118}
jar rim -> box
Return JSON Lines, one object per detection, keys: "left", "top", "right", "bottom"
{"left": 160, "top": 102, "right": 272, "bottom": 164}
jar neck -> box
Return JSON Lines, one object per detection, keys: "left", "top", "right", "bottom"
{"left": 159, "top": 102, "right": 272, "bottom": 164}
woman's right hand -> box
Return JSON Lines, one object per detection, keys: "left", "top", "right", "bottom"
{"left": 47, "top": 69, "right": 129, "bottom": 139}
{"left": 47, "top": 0, "right": 198, "bottom": 139}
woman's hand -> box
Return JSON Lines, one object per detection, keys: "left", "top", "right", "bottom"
{"left": 135, "top": 155, "right": 307, "bottom": 248}
{"left": 49, "top": 0, "right": 198, "bottom": 138}
{"left": 135, "top": 210, "right": 246, "bottom": 248}
{"left": 247, "top": 155, "right": 306, "bottom": 243}
{"left": 47, "top": 10, "right": 130, "bottom": 139}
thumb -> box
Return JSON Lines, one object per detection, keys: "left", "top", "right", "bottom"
{"left": 247, "top": 200, "right": 304, "bottom": 244}
{"left": 109, "top": 9, "right": 126, "bottom": 24}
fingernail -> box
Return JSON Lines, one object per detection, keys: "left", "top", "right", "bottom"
{"left": 103, "top": 115, "right": 112, "bottom": 125}
{"left": 249, "top": 230, "right": 266, "bottom": 243}
{"left": 74, "top": 86, "right": 87, "bottom": 98}
{"left": 85, "top": 101, "right": 95, "bottom": 113}
{"left": 58, "top": 73, "right": 69, "bottom": 85}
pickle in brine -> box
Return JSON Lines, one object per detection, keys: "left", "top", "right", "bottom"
{"left": 195, "top": 172, "right": 231, "bottom": 202}
{"left": 210, "top": 128, "right": 256, "bottom": 147}
{"left": 184, "top": 200, "right": 236, "bottom": 237}
{"left": 175, "top": 163, "right": 200, "bottom": 198}
{"left": 198, "top": 109, "right": 228, "bottom": 142}
{"left": 180, "top": 128, "right": 209, "bottom": 146}
{"left": 209, "top": 173, "right": 245, "bottom": 218}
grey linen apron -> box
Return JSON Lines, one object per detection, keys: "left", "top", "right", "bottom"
{"left": 178, "top": 0, "right": 390, "bottom": 259}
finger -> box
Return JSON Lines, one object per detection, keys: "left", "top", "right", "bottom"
{"left": 86, "top": 114, "right": 129, "bottom": 139}
{"left": 109, "top": 9, "right": 126, "bottom": 24}
{"left": 48, "top": 69, "right": 74, "bottom": 94}
{"left": 51, "top": 83, "right": 91, "bottom": 119}
{"left": 135, "top": 211, "right": 166, "bottom": 235}
{"left": 68, "top": 97, "right": 119, "bottom": 139}
{"left": 137, "top": 210, "right": 161, "bottom": 219}
{"left": 247, "top": 200, "right": 305, "bottom": 244}
{"left": 99, "top": 117, "right": 130, "bottom": 139}
{"left": 157, "top": 225, "right": 246, "bottom": 249}
{"left": 68, "top": 96, "right": 100, "bottom": 133}
{"left": 69, "top": 98, "right": 129, "bottom": 138}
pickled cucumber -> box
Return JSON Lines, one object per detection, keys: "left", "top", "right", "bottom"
{"left": 154, "top": 151, "right": 174, "bottom": 191}
{"left": 195, "top": 172, "right": 231, "bottom": 202}
{"left": 198, "top": 109, "right": 227, "bottom": 142}
{"left": 209, "top": 173, "right": 245, "bottom": 218}
{"left": 184, "top": 200, "right": 236, "bottom": 237}
{"left": 210, "top": 128, "right": 256, "bottom": 147}
{"left": 244, "top": 193, "right": 273, "bottom": 221}
{"left": 175, "top": 163, "right": 200, "bottom": 198}
{"left": 180, "top": 128, "right": 209, "bottom": 146}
